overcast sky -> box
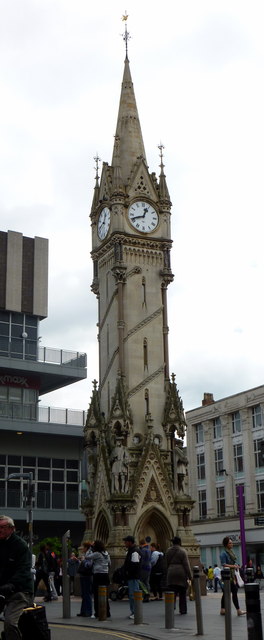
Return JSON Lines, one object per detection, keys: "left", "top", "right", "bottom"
{"left": 1, "top": 0, "right": 264, "bottom": 414}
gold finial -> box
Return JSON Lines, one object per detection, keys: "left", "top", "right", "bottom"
{"left": 121, "top": 11, "right": 131, "bottom": 59}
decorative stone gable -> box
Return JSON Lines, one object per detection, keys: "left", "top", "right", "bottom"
{"left": 143, "top": 477, "right": 165, "bottom": 507}
{"left": 127, "top": 159, "right": 158, "bottom": 203}
{"left": 163, "top": 374, "right": 187, "bottom": 439}
{"left": 98, "top": 162, "right": 112, "bottom": 202}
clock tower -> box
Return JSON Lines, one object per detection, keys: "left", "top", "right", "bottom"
{"left": 83, "top": 21, "right": 199, "bottom": 566}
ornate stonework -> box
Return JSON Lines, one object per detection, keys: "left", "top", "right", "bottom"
{"left": 83, "top": 48, "right": 199, "bottom": 567}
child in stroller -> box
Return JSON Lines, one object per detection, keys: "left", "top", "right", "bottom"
{"left": 109, "top": 567, "right": 128, "bottom": 601}
{"left": 109, "top": 567, "right": 149, "bottom": 602}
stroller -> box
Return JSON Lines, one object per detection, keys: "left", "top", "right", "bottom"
{"left": 109, "top": 567, "right": 149, "bottom": 602}
{"left": 109, "top": 567, "right": 128, "bottom": 601}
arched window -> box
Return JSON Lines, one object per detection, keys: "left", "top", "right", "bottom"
{"left": 143, "top": 338, "right": 148, "bottom": 370}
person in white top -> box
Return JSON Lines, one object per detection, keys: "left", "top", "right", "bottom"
{"left": 213, "top": 564, "right": 221, "bottom": 592}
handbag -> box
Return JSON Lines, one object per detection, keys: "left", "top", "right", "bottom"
{"left": 18, "top": 604, "right": 50, "bottom": 640}
{"left": 234, "top": 569, "right": 244, "bottom": 588}
{"left": 78, "top": 557, "right": 93, "bottom": 576}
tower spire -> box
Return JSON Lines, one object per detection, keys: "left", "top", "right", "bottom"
{"left": 112, "top": 14, "right": 146, "bottom": 186}
{"left": 158, "top": 142, "right": 171, "bottom": 202}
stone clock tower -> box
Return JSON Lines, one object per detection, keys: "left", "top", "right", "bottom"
{"left": 83, "top": 24, "right": 199, "bottom": 566}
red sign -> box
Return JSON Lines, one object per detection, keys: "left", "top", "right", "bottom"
{"left": 0, "top": 374, "right": 40, "bottom": 389}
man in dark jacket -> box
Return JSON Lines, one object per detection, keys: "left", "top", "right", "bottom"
{"left": 165, "top": 536, "right": 192, "bottom": 615}
{"left": 123, "top": 535, "right": 141, "bottom": 619}
{"left": 0, "top": 514, "right": 33, "bottom": 640}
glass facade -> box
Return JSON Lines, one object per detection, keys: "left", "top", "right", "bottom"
{"left": 0, "top": 311, "right": 38, "bottom": 360}
{"left": 0, "top": 455, "right": 80, "bottom": 510}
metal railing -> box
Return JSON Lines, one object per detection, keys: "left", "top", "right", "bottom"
{"left": 0, "top": 402, "right": 87, "bottom": 426}
{"left": 38, "top": 347, "right": 87, "bottom": 368}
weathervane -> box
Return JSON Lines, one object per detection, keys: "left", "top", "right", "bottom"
{"left": 121, "top": 11, "right": 131, "bottom": 59}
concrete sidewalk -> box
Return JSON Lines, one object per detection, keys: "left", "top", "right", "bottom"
{"left": 36, "top": 589, "right": 257, "bottom": 639}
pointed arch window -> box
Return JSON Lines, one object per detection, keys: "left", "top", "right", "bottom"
{"left": 142, "top": 277, "right": 146, "bottom": 306}
{"left": 145, "top": 389, "right": 149, "bottom": 415}
{"left": 143, "top": 338, "right": 148, "bottom": 370}
{"left": 107, "top": 324, "right": 109, "bottom": 358}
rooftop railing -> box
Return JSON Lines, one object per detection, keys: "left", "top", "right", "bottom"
{"left": 0, "top": 402, "right": 87, "bottom": 427}
{"left": 38, "top": 347, "right": 87, "bottom": 368}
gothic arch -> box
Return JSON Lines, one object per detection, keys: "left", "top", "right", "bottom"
{"left": 134, "top": 506, "right": 173, "bottom": 552}
{"left": 94, "top": 510, "right": 110, "bottom": 545}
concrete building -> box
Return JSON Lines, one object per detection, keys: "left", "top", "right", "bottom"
{"left": 186, "top": 386, "right": 264, "bottom": 570}
{"left": 0, "top": 230, "right": 87, "bottom": 546}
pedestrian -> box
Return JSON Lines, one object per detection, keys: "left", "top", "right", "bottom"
{"left": 46, "top": 543, "right": 59, "bottom": 600}
{"left": 88, "top": 539, "right": 111, "bottom": 619}
{"left": 150, "top": 543, "right": 164, "bottom": 600}
{"left": 165, "top": 536, "right": 192, "bottom": 615}
{"left": 220, "top": 536, "right": 246, "bottom": 616}
{"left": 123, "top": 535, "right": 141, "bottom": 619}
{"left": 0, "top": 514, "right": 33, "bottom": 640}
{"left": 34, "top": 544, "right": 52, "bottom": 601}
{"left": 207, "top": 566, "right": 214, "bottom": 590}
{"left": 77, "top": 541, "right": 93, "bottom": 617}
{"left": 139, "top": 538, "right": 151, "bottom": 602}
{"left": 67, "top": 552, "right": 80, "bottom": 595}
{"left": 213, "top": 564, "right": 221, "bottom": 592}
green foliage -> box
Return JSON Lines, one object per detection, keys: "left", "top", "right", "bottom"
{"left": 33, "top": 536, "right": 73, "bottom": 557}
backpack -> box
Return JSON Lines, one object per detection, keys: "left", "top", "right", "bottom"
{"left": 151, "top": 553, "right": 165, "bottom": 575}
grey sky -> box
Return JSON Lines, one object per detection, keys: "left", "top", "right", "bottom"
{"left": 1, "top": 0, "right": 264, "bottom": 413}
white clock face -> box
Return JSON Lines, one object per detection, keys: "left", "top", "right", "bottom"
{"left": 97, "top": 207, "right": 111, "bottom": 240}
{"left": 128, "top": 202, "right": 159, "bottom": 233}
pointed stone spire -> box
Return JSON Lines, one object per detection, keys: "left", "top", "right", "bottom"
{"left": 158, "top": 143, "right": 171, "bottom": 202}
{"left": 90, "top": 153, "right": 101, "bottom": 214}
{"left": 112, "top": 57, "right": 147, "bottom": 186}
{"left": 112, "top": 135, "right": 124, "bottom": 193}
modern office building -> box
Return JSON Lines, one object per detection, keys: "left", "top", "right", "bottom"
{"left": 0, "top": 230, "right": 87, "bottom": 545}
{"left": 186, "top": 386, "right": 264, "bottom": 569}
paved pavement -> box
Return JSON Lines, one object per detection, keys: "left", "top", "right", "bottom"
{"left": 34, "top": 589, "right": 261, "bottom": 639}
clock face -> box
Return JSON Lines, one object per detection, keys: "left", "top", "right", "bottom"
{"left": 128, "top": 201, "right": 159, "bottom": 233}
{"left": 97, "top": 207, "right": 111, "bottom": 240}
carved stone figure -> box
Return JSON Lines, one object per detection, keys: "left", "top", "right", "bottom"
{"left": 110, "top": 441, "right": 129, "bottom": 493}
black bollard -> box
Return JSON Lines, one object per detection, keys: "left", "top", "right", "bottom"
{"left": 245, "top": 583, "right": 263, "bottom": 640}
{"left": 193, "top": 566, "right": 204, "bottom": 635}
{"left": 221, "top": 568, "right": 232, "bottom": 640}
{"left": 246, "top": 568, "right": 254, "bottom": 584}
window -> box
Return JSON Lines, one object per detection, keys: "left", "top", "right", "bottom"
{"left": 197, "top": 452, "right": 205, "bottom": 480}
{"left": 213, "top": 417, "right": 222, "bottom": 439}
{"left": 256, "top": 479, "right": 264, "bottom": 512}
{"left": 0, "top": 455, "right": 80, "bottom": 510}
{"left": 0, "top": 311, "right": 38, "bottom": 360}
{"left": 216, "top": 486, "right": 225, "bottom": 516}
{"left": 252, "top": 405, "right": 262, "bottom": 429}
{"left": 143, "top": 338, "right": 148, "bottom": 370}
{"left": 195, "top": 423, "right": 204, "bottom": 444}
{"left": 233, "top": 443, "right": 243, "bottom": 473}
{"left": 198, "top": 489, "right": 207, "bottom": 519}
{"left": 232, "top": 411, "right": 241, "bottom": 434}
{"left": 254, "top": 440, "right": 264, "bottom": 468}
{"left": 215, "top": 448, "right": 224, "bottom": 475}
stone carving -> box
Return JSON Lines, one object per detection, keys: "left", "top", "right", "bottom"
{"left": 110, "top": 440, "right": 130, "bottom": 494}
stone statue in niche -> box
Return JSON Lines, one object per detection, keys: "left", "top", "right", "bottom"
{"left": 174, "top": 440, "right": 188, "bottom": 494}
{"left": 110, "top": 440, "right": 129, "bottom": 493}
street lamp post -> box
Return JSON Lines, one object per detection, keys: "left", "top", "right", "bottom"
{"left": 6, "top": 472, "right": 34, "bottom": 552}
